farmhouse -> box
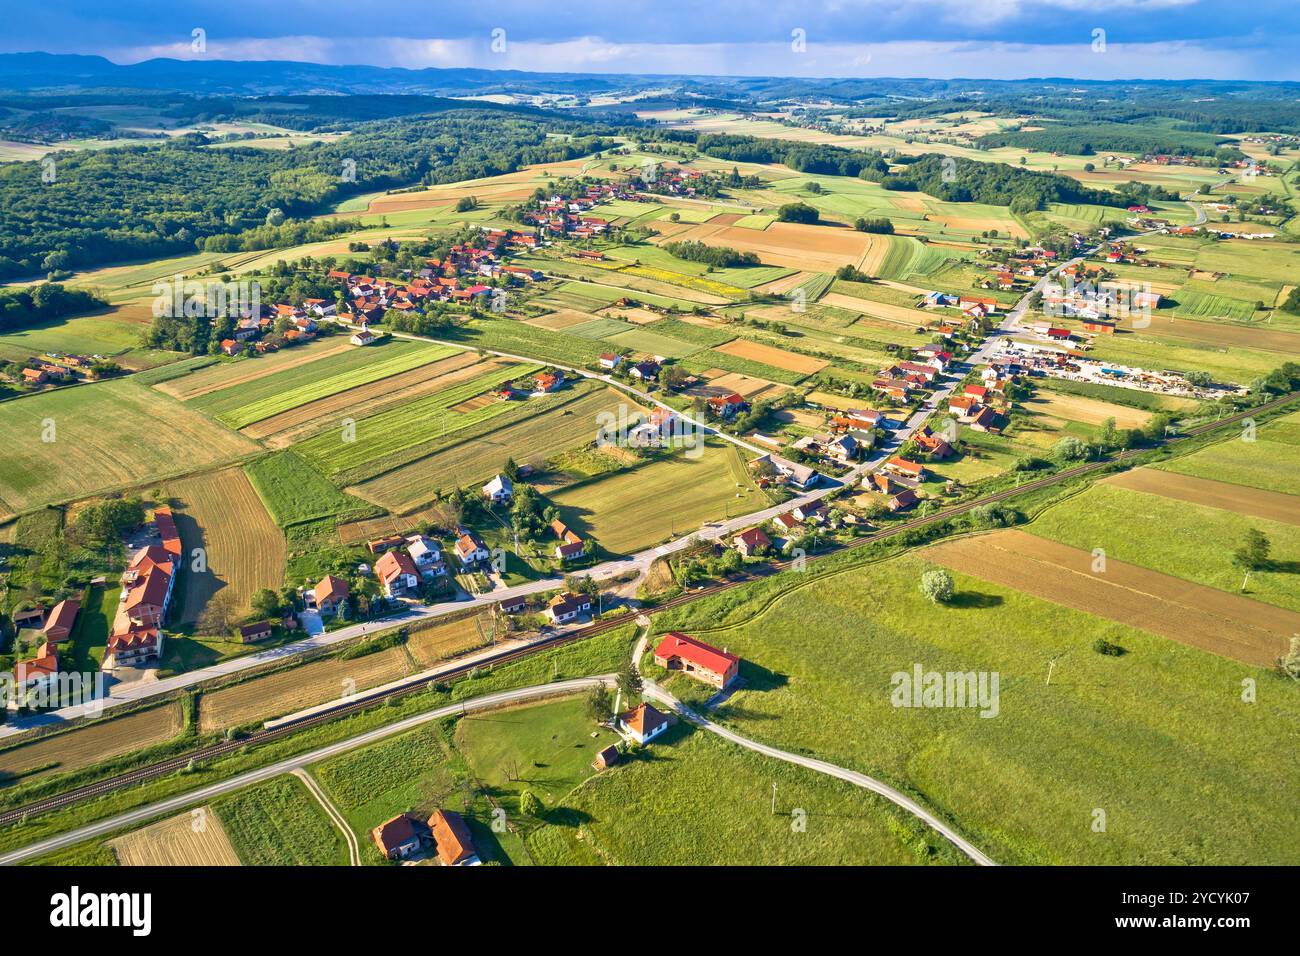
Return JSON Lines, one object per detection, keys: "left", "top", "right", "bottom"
{"left": 771, "top": 512, "right": 801, "bottom": 535}
{"left": 376, "top": 550, "right": 420, "bottom": 598}
{"left": 654, "top": 632, "right": 740, "bottom": 689}
{"left": 349, "top": 327, "right": 377, "bottom": 346}
{"left": 11, "top": 643, "right": 59, "bottom": 707}
{"left": 913, "top": 427, "right": 953, "bottom": 459}
{"left": 708, "top": 393, "right": 749, "bottom": 419}
{"left": 406, "top": 535, "right": 444, "bottom": 576}
{"left": 367, "top": 534, "right": 404, "bottom": 555}
{"left": 454, "top": 532, "right": 491, "bottom": 568}
{"left": 42, "top": 598, "right": 80, "bottom": 643}
{"left": 371, "top": 814, "right": 426, "bottom": 860}
{"left": 629, "top": 360, "right": 661, "bottom": 381}
{"left": 550, "top": 519, "right": 587, "bottom": 562}
{"left": 619, "top": 702, "right": 670, "bottom": 745}
{"left": 733, "top": 527, "right": 771, "bottom": 557}
{"left": 429, "top": 809, "right": 480, "bottom": 866}
{"left": 546, "top": 591, "right": 592, "bottom": 624}
{"left": 887, "top": 489, "right": 919, "bottom": 512}
{"left": 482, "top": 474, "right": 514, "bottom": 504}
{"left": 599, "top": 352, "right": 622, "bottom": 370}
{"left": 948, "top": 395, "right": 980, "bottom": 418}
{"left": 237, "top": 621, "right": 274, "bottom": 643}
{"left": 883, "top": 456, "right": 926, "bottom": 482}
{"left": 314, "top": 575, "right": 350, "bottom": 616}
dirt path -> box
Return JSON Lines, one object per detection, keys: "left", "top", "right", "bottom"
{"left": 291, "top": 771, "right": 358, "bottom": 866}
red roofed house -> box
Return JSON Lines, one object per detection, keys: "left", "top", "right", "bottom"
{"left": 154, "top": 506, "right": 183, "bottom": 558}
{"left": 11, "top": 642, "right": 60, "bottom": 706}
{"left": 42, "top": 599, "right": 80, "bottom": 643}
{"left": 314, "top": 574, "right": 350, "bottom": 616}
{"left": 619, "top": 702, "right": 670, "bottom": 745}
{"left": 913, "top": 428, "right": 953, "bottom": 459}
{"left": 654, "top": 632, "right": 740, "bottom": 689}
{"left": 428, "top": 809, "right": 480, "bottom": 866}
{"left": 375, "top": 550, "right": 420, "bottom": 598}
{"left": 371, "top": 813, "right": 427, "bottom": 860}
{"left": 732, "top": 527, "right": 771, "bottom": 558}
{"left": 949, "top": 395, "right": 979, "bottom": 418}
{"left": 708, "top": 393, "right": 749, "bottom": 419}
{"left": 883, "top": 456, "right": 926, "bottom": 481}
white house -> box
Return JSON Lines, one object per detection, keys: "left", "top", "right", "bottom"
{"left": 406, "top": 535, "right": 444, "bottom": 576}
{"left": 454, "top": 532, "right": 491, "bottom": 568}
{"left": 482, "top": 474, "right": 513, "bottom": 504}
{"left": 350, "top": 327, "right": 377, "bottom": 346}
{"left": 619, "top": 703, "right": 670, "bottom": 745}
{"left": 546, "top": 591, "right": 592, "bottom": 624}
{"left": 375, "top": 550, "right": 420, "bottom": 598}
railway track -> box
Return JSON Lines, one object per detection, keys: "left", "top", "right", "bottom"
{"left": 1, "top": 389, "right": 1294, "bottom": 829}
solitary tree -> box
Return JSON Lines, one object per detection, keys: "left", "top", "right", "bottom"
{"left": 617, "top": 664, "right": 642, "bottom": 699}
{"left": 520, "top": 790, "right": 544, "bottom": 818}
{"left": 585, "top": 685, "right": 613, "bottom": 723}
{"left": 919, "top": 569, "right": 955, "bottom": 604}
{"left": 1232, "top": 528, "right": 1271, "bottom": 571}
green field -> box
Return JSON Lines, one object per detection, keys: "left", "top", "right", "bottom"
{"left": 681, "top": 349, "right": 809, "bottom": 386}
{"left": 188, "top": 339, "right": 454, "bottom": 428}
{"left": 0, "top": 378, "right": 258, "bottom": 516}
{"left": 1155, "top": 411, "right": 1300, "bottom": 494}
{"left": 652, "top": 550, "right": 1300, "bottom": 865}
{"left": 1026, "top": 481, "right": 1300, "bottom": 612}
{"left": 293, "top": 361, "right": 540, "bottom": 484}
{"left": 1081, "top": 330, "right": 1281, "bottom": 384}
{"left": 245, "top": 451, "right": 379, "bottom": 527}
{"left": 352, "top": 384, "right": 633, "bottom": 511}
{"left": 527, "top": 723, "right": 962, "bottom": 866}
{"left": 550, "top": 442, "right": 759, "bottom": 554}
{"left": 213, "top": 775, "right": 350, "bottom": 866}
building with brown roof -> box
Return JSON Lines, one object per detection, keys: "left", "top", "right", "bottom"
{"left": 42, "top": 599, "right": 80, "bottom": 643}
{"left": 314, "top": 575, "right": 350, "bottom": 615}
{"left": 428, "top": 809, "right": 480, "bottom": 866}
{"left": 371, "top": 813, "right": 427, "bottom": 860}
{"left": 619, "top": 702, "right": 670, "bottom": 745}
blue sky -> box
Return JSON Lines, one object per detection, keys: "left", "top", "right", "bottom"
{"left": 4, "top": 0, "right": 1298, "bottom": 80}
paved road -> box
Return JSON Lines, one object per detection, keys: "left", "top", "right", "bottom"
{"left": 291, "top": 768, "right": 359, "bottom": 866}
{"left": 0, "top": 677, "right": 610, "bottom": 865}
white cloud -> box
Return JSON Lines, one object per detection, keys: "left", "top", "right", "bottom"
{"left": 111, "top": 33, "right": 1289, "bottom": 80}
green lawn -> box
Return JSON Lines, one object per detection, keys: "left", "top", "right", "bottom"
{"left": 245, "top": 451, "right": 379, "bottom": 527}
{"left": 1155, "top": 411, "right": 1300, "bottom": 494}
{"left": 550, "top": 443, "right": 760, "bottom": 554}
{"left": 213, "top": 775, "right": 349, "bottom": 866}
{"left": 652, "top": 551, "right": 1300, "bottom": 865}
{"left": 527, "top": 724, "right": 965, "bottom": 866}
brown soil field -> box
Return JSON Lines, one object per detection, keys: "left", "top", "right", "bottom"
{"left": 1115, "top": 315, "right": 1300, "bottom": 354}
{"left": 337, "top": 501, "right": 459, "bottom": 545}
{"left": 928, "top": 213, "right": 1028, "bottom": 239}
{"left": 163, "top": 468, "right": 286, "bottom": 625}
{"left": 655, "top": 221, "right": 874, "bottom": 271}
{"left": 1102, "top": 469, "right": 1300, "bottom": 527}
{"left": 526, "top": 309, "right": 603, "bottom": 330}
{"left": 0, "top": 704, "right": 184, "bottom": 783}
{"left": 709, "top": 212, "right": 743, "bottom": 226}
{"left": 449, "top": 392, "right": 497, "bottom": 413}
{"left": 355, "top": 158, "right": 598, "bottom": 215}
{"left": 714, "top": 338, "right": 828, "bottom": 374}
{"left": 156, "top": 340, "right": 354, "bottom": 401}
{"left": 405, "top": 611, "right": 495, "bottom": 668}
{"left": 599, "top": 305, "right": 662, "bottom": 325}
{"left": 1024, "top": 392, "right": 1152, "bottom": 429}
{"left": 693, "top": 371, "right": 791, "bottom": 402}
{"left": 243, "top": 352, "right": 489, "bottom": 445}
{"left": 924, "top": 529, "right": 1296, "bottom": 666}
{"left": 821, "top": 291, "right": 927, "bottom": 327}
{"left": 110, "top": 807, "right": 241, "bottom": 866}
{"left": 199, "top": 647, "right": 413, "bottom": 732}
{"left": 756, "top": 271, "right": 816, "bottom": 295}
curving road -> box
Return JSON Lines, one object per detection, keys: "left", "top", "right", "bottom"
{"left": 0, "top": 677, "right": 611, "bottom": 866}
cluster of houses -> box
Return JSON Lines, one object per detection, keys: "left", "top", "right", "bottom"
{"left": 517, "top": 184, "right": 629, "bottom": 238}
{"left": 7, "top": 597, "right": 80, "bottom": 708}
{"left": 768, "top": 500, "right": 832, "bottom": 542}
{"left": 15, "top": 352, "right": 110, "bottom": 388}
{"left": 218, "top": 300, "right": 327, "bottom": 356}
{"left": 636, "top": 165, "right": 707, "bottom": 197}
{"left": 105, "top": 506, "right": 182, "bottom": 670}
{"left": 371, "top": 808, "right": 480, "bottom": 865}
{"left": 871, "top": 344, "right": 954, "bottom": 404}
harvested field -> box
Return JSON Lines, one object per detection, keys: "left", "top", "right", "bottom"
{"left": 1116, "top": 315, "right": 1300, "bottom": 354}
{"left": 654, "top": 221, "right": 875, "bottom": 272}
{"left": 1023, "top": 393, "right": 1152, "bottom": 429}
{"left": 405, "top": 612, "right": 495, "bottom": 667}
{"left": 806, "top": 390, "right": 861, "bottom": 411}
{"left": 241, "top": 351, "right": 488, "bottom": 445}
{"left": 526, "top": 309, "right": 602, "bottom": 331}
{"left": 756, "top": 271, "right": 816, "bottom": 295}
{"left": 714, "top": 338, "right": 828, "bottom": 375}
{"left": 600, "top": 306, "right": 662, "bottom": 325}
{"left": 820, "top": 292, "right": 928, "bottom": 327}
{"left": 1102, "top": 469, "right": 1300, "bottom": 527}
{"left": 198, "top": 648, "right": 413, "bottom": 731}
{"left": 924, "top": 530, "right": 1295, "bottom": 667}
{"left": 337, "top": 502, "right": 459, "bottom": 546}
{"left": 155, "top": 340, "right": 354, "bottom": 401}
{"left": 109, "top": 807, "right": 241, "bottom": 866}
{"left": 693, "top": 371, "right": 791, "bottom": 402}
{"left": 0, "top": 704, "right": 184, "bottom": 783}
{"left": 164, "top": 468, "right": 286, "bottom": 624}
